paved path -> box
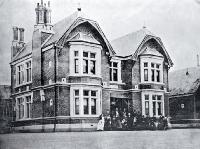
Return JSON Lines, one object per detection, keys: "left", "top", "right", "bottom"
{"left": 0, "top": 129, "right": 200, "bottom": 149}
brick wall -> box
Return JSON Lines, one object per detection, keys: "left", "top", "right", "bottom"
{"left": 131, "top": 92, "right": 142, "bottom": 113}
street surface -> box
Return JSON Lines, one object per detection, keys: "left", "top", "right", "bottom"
{"left": 0, "top": 129, "right": 200, "bottom": 149}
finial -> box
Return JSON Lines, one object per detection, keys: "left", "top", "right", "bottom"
{"left": 143, "top": 21, "right": 146, "bottom": 29}
{"left": 41, "top": 0, "right": 43, "bottom": 6}
{"left": 77, "top": 2, "right": 81, "bottom": 11}
{"left": 186, "top": 68, "right": 189, "bottom": 75}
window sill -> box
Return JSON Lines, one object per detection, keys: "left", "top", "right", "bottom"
{"left": 15, "top": 81, "right": 32, "bottom": 88}
{"left": 140, "top": 82, "right": 165, "bottom": 85}
{"left": 68, "top": 74, "right": 102, "bottom": 79}
{"left": 71, "top": 115, "right": 100, "bottom": 117}
{"left": 16, "top": 118, "right": 32, "bottom": 121}
{"left": 109, "top": 81, "right": 125, "bottom": 85}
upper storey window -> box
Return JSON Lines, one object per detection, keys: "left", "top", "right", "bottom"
{"left": 16, "top": 59, "right": 32, "bottom": 86}
{"left": 109, "top": 59, "right": 122, "bottom": 83}
{"left": 70, "top": 43, "right": 101, "bottom": 77}
{"left": 140, "top": 56, "right": 163, "bottom": 84}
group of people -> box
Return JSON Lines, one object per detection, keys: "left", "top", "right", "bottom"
{"left": 97, "top": 108, "right": 170, "bottom": 131}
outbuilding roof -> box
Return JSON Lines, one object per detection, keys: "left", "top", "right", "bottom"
{"left": 169, "top": 67, "right": 200, "bottom": 96}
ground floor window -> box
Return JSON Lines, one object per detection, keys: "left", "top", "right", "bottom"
{"left": 16, "top": 94, "right": 32, "bottom": 120}
{"left": 71, "top": 88, "right": 100, "bottom": 116}
{"left": 142, "top": 92, "right": 164, "bottom": 117}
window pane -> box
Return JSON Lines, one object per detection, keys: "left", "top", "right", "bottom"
{"left": 83, "top": 59, "right": 88, "bottom": 74}
{"left": 91, "top": 98, "right": 96, "bottom": 115}
{"left": 156, "top": 70, "right": 160, "bottom": 82}
{"left": 153, "top": 101, "right": 156, "bottom": 116}
{"left": 156, "top": 64, "right": 160, "bottom": 69}
{"left": 158, "top": 102, "right": 162, "bottom": 115}
{"left": 152, "top": 95, "right": 156, "bottom": 100}
{"left": 75, "top": 98, "right": 79, "bottom": 115}
{"left": 151, "top": 69, "right": 155, "bottom": 82}
{"left": 113, "top": 69, "right": 118, "bottom": 81}
{"left": 110, "top": 68, "right": 112, "bottom": 81}
{"left": 83, "top": 52, "right": 88, "bottom": 57}
{"left": 91, "top": 91, "right": 96, "bottom": 97}
{"left": 144, "top": 69, "right": 148, "bottom": 81}
{"left": 83, "top": 98, "right": 89, "bottom": 114}
{"left": 157, "top": 95, "right": 162, "bottom": 100}
{"left": 144, "top": 62, "right": 148, "bottom": 67}
{"left": 151, "top": 63, "right": 155, "bottom": 68}
{"left": 145, "top": 101, "right": 149, "bottom": 115}
{"left": 74, "top": 59, "right": 79, "bottom": 73}
{"left": 83, "top": 90, "right": 89, "bottom": 96}
{"left": 74, "top": 51, "right": 78, "bottom": 57}
{"left": 74, "top": 90, "right": 79, "bottom": 96}
{"left": 145, "top": 95, "right": 149, "bottom": 100}
{"left": 113, "top": 62, "right": 118, "bottom": 68}
{"left": 90, "top": 60, "right": 96, "bottom": 74}
{"left": 90, "top": 53, "right": 96, "bottom": 58}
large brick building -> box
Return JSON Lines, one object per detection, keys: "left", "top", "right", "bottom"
{"left": 10, "top": 1, "right": 173, "bottom": 132}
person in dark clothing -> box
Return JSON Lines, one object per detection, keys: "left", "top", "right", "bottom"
{"left": 104, "top": 110, "right": 112, "bottom": 131}
{"left": 127, "top": 112, "right": 133, "bottom": 130}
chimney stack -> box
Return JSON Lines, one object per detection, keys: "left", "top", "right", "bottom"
{"left": 11, "top": 26, "right": 25, "bottom": 60}
{"left": 19, "top": 28, "right": 25, "bottom": 42}
{"left": 197, "top": 54, "right": 200, "bottom": 67}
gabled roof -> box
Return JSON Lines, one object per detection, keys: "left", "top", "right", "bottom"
{"left": 111, "top": 27, "right": 155, "bottom": 57}
{"left": 68, "top": 32, "right": 100, "bottom": 44}
{"left": 0, "top": 85, "right": 11, "bottom": 100}
{"left": 169, "top": 67, "right": 200, "bottom": 96}
{"left": 12, "top": 41, "right": 32, "bottom": 62}
{"left": 12, "top": 11, "right": 115, "bottom": 62}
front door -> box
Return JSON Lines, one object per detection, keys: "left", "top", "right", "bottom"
{"left": 110, "top": 97, "right": 130, "bottom": 115}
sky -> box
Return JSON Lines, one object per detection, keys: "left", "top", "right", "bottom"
{"left": 0, "top": 0, "right": 200, "bottom": 85}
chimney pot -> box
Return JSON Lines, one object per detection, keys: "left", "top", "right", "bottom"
{"left": 48, "top": 1, "right": 50, "bottom": 7}
{"left": 197, "top": 54, "right": 200, "bottom": 67}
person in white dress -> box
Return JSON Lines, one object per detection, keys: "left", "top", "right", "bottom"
{"left": 97, "top": 114, "right": 105, "bottom": 131}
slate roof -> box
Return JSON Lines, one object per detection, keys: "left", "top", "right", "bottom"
{"left": 12, "top": 41, "right": 32, "bottom": 62}
{"left": 111, "top": 27, "right": 155, "bottom": 57}
{"left": 0, "top": 85, "right": 11, "bottom": 100}
{"left": 169, "top": 67, "right": 200, "bottom": 96}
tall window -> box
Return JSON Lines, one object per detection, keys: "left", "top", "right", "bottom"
{"left": 145, "top": 95, "right": 149, "bottom": 115}
{"left": 74, "top": 90, "right": 79, "bottom": 115}
{"left": 25, "top": 96, "right": 31, "bottom": 118}
{"left": 26, "top": 61, "right": 31, "bottom": 82}
{"left": 151, "top": 63, "right": 161, "bottom": 82}
{"left": 17, "top": 64, "right": 24, "bottom": 85}
{"left": 83, "top": 51, "right": 96, "bottom": 75}
{"left": 73, "top": 89, "right": 98, "bottom": 116}
{"left": 18, "top": 97, "right": 24, "bottom": 119}
{"left": 110, "top": 62, "right": 118, "bottom": 81}
{"left": 152, "top": 95, "right": 162, "bottom": 116}
{"left": 74, "top": 51, "right": 79, "bottom": 73}
{"left": 144, "top": 62, "right": 148, "bottom": 82}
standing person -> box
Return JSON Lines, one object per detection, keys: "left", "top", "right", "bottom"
{"left": 104, "top": 110, "right": 112, "bottom": 131}
{"left": 97, "top": 114, "right": 105, "bottom": 131}
{"left": 115, "top": 108, "right": 122, "bottom": 129}
{"left": 127, "top": 112, "right": 133, "bottom": 130}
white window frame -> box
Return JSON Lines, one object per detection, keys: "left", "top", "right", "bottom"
{"left": 142, "top": 91, "right": 164, "bottom": 117}
{"left": 16, "top": 93, "right": 33, "bottom": 120}
{"left": 109, "top": 59, "right": 122, "bottom": 83}
{"left": 140, "top": 56, "right": 164, "bottom": 84}
{"left": 69, "top": 42, "right": 102, "bottom": 77}
{"left": 16, "top": 59, "right": 32, "bottom": 86}
{"left": 70, "top": 86, "right": 101, "bottom": 117}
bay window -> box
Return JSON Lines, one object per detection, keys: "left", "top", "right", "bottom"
{"left": 71, "top": 88, "right": 100, "bottom": 116}
{"left": 140, "top": 56, "right": 163, "bottom": 83}
{"left": 142, "top": 92, "right": 164, "bottom": 117}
